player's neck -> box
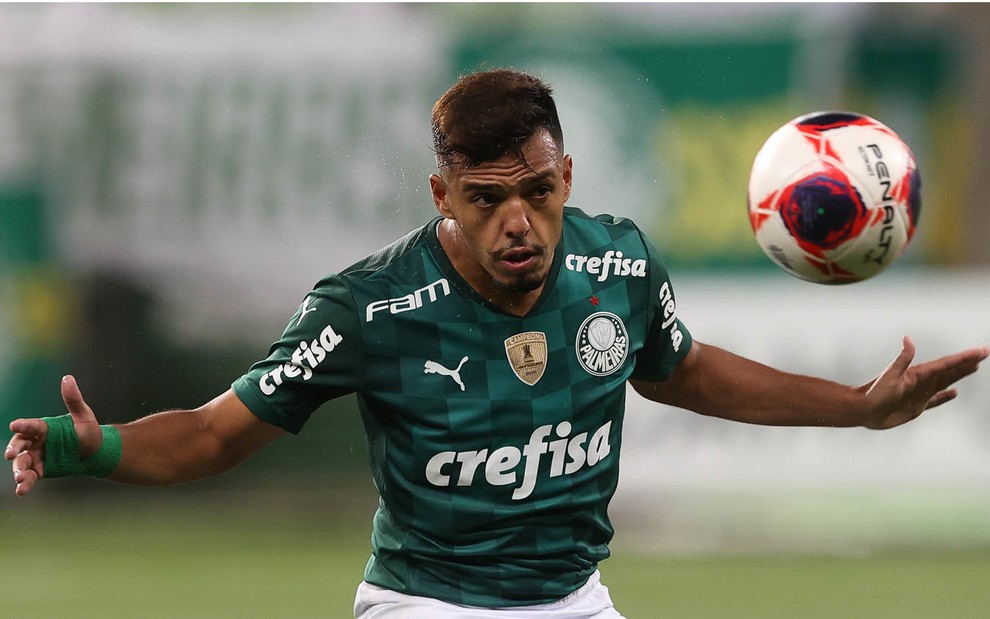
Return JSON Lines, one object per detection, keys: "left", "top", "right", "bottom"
{"left": 437, "top": 219, "right": 544, "bottom": 317}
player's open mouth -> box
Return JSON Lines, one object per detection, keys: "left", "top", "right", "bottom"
{"left": 497, "top": 248, "right": 539, "bottom": 273}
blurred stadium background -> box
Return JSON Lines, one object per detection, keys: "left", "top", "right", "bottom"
{"left": 2, "top": 3, "right": 990, "bottom": 617}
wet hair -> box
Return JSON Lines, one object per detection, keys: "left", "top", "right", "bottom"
{"left": 431, "top": 68, "right": 564, "bottom": 173}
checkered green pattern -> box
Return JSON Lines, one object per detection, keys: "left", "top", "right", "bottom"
{"left": 232, "top": 207, "right": 692, "bottom": 607}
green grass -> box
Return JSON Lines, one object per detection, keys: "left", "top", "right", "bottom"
{"left": 602, "top": 552, "right": 990, "bottom": 618}
{"left": 3, "top": 496, "right": 369, "bottom": 619}
{"left": 4, "top": 494, "right": 990, "bottom": 618}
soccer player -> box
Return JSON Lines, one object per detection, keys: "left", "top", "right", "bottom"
{"left": 6, "top": 69, "right": 988, "bottom": 619}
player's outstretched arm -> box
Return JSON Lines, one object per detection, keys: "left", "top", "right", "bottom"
{"left": 6, "top": 375, "right": 284, "bottom": 496}
{"left": 629, "top": 338, "right": 987, "bottom": 429}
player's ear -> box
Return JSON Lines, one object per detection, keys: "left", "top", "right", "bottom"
{"left": 562, "top": 154, "right": 573, "bottom": 202}
{"left": 430, "top": 173, "right": 454, "bottom": 219}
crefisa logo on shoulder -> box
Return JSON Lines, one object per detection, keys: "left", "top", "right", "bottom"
{"left": 575, "top": 312, "right": 628, "bottom": 376}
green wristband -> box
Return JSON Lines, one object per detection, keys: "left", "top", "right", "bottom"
{"left": 41, "top": 414, "right": 122, "bottom": 479}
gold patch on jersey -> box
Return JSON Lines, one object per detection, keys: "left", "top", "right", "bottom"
{"left": 504, "top": 331, "right": 548, "bottom": 386}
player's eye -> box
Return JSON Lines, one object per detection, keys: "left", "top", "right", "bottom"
{"left": 472, "top": 193, "right": 498, "bottom": 208}
{"left": 531, "top": 185, "right": 552, "bottom": 199}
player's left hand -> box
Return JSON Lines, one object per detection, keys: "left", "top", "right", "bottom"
{"left": 859, "top": 336, "right": 988, "bottom": 430}
{"left": 5, "top": 375, "right": 104, "bottom": 495}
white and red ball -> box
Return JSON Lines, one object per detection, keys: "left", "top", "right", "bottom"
{"left": 747, "top": 111, "right": 921, "bottom": 284}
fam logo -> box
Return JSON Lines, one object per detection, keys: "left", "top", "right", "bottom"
{"left": 365, "top": 278, "right": 450, "bottom": 322}
{"left": 565, "top": 250, "right": 646, "bottom": 282}
{"left": 575, "top": 312, "right": 628, "bottom": 376}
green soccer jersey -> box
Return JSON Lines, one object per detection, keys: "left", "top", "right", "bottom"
{"left": 231, "top": 207, "right": 692, "bottom": 607}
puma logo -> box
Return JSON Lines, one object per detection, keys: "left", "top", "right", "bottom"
{"left": 297, "top": 296, "right": 318, "bottom": 326}
{"left": 424, "top": 356, "right": 468, "bottom": 392}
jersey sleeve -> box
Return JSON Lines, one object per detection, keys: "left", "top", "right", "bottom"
{"left": 631, "top": 231, "right": 693, "bottom": 382}
{"left": 231, "top": 275, "right": 363, "bottom": 434}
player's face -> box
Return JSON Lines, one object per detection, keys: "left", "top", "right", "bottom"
{"left": 431, "top": 131, "right": 572, "bottom": 308}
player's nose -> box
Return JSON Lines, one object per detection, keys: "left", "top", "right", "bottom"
{"left": 502, "top": 197, "right": 531, "bottom": 238}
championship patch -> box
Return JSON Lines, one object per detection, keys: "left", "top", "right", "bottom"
{"left": 575, "top": 312, "right": 628, "bottom": 376}
{"left": 504, "top": 331, "right": 548, "bottom": 386}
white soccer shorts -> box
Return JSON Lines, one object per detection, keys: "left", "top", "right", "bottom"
{"left": 353, "top": 569, "right": 627, "bottom": 618}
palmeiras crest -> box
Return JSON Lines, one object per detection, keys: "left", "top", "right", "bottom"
{"left": 575, "top": 312, "right": 628, "bottom": 377}
{"left": 504, "top": 331, "right": 548, "bottom": 386}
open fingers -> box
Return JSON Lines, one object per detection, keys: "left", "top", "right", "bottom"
{"left": 925, "top": 388, "right": 958, "bottom": 411}
{"left": 6, "top": 419, "right": 48, "bottom": 465}
{"left": 910, "top": 346, "right": 985, "bottom": 414}
{"left": 61, "top": 375, "right": 95, "bottom": 420}
{"left": 913, "top": 346, "right": 988, "bottom": 378}
{"left": 14, "top": 469, "right": 40, "bottom": 496}
{"left": 8, "top": 418, "right": 48, "bottom": 438}
{"left": 11, "top": 450, "right": 41, "bottom": 496}
{"left": 5, "top": 434, "right": 39, "bottom": 460}
{"left": 889, "top": 336, "right": 917, "bottom": 375}
{"left": 12, "top": 450, "right": 36, "bottom": 479}
{"left": 914, "top": 356, "right": 984, "bottom": 395}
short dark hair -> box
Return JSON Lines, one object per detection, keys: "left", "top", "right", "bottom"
{"left": 431, "top": 68, "right": 564, "bottom": 172}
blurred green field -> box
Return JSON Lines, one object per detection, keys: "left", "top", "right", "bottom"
{"left": 4, "top": 490, "right": 990, "bottom": 619}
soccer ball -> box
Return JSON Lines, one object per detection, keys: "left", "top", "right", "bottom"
{"left": 747, "top": 111, "right": 921, "bottom": 284}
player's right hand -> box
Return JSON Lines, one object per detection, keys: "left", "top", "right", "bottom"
{"left": 5, "top": 375, "right": 103, "bottom": 496}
